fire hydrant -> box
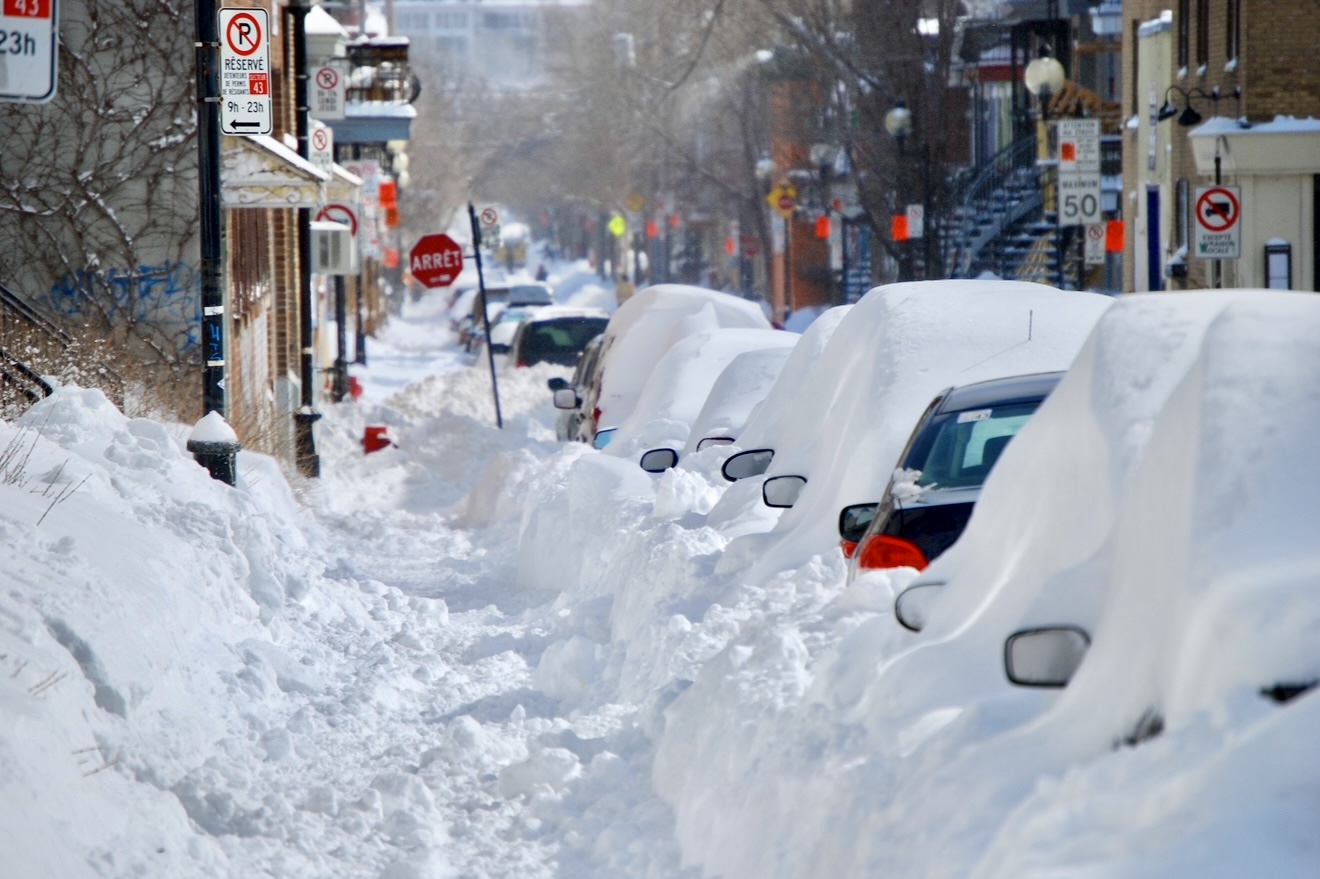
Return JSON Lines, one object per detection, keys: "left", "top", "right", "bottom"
{"left": 361, "top": 425, "right": 395, "bottom": 454}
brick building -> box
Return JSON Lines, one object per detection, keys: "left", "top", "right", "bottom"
{"left": 1122, "top": 0, "right": 1320, "bottom": 292}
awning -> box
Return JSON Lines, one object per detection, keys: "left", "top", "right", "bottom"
{"left": 325, "top": 101, "right": 416, "bottom": 145}
{"left": 326, "top": 163, "right": 363, "bottom": 206}
{"left": 1189, "top": 116, "right": 1320, "bottom": 176}
{"left": 222, "top": 134, "right": 330, "bottom": 209}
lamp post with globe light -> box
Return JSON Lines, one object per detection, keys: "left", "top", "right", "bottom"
{"left": 1024, "top": 46, "right": 1067, "bottom": 287}
{"left": 884, "top": 99, "right": 935, "bottom": 281}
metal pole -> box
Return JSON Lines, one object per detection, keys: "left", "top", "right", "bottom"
{"left": 352, "top": 144, "right": 367, "bottom": 364}
{"left": 331, "top": 141, "right": 347, "bottom": 402}
{"left": 922, "top": 141, "right": 935, "bottom": 279}
{"left": 1213, "top": 149, "right": 1222, "bottom": 288}
{"left": 190, "top": 0, "right": 239, "bottom": 484}
{"left": 468, "top": 203, "right": 503, "bottom": 429}
{"left": 290, "top": 1, "right": 321, "bottom": 477}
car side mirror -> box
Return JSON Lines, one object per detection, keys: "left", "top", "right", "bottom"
{"left": 722, "top": 448, "right": 774, "bottom": 482}
{"left": 552, "top": 388, "right": 580, "bottom": 410}
{"left": 639, "top": 448, "right": 678, "bottom": 473}
{"left": 762, "top": 474, "right": 806, "bottom": 508}
{"left": 547, "top": 377, "right": 569, "bottom": 392}
{"left": 1004, "top": 626, "right": 1091, "bottom": 688}
{"left": 592, "top": 428, "right": 616, "bottom": 450}
{"left": 696, "top": 436, "right": 735, "bottom": 452}
{"left": 893, "top": 582, "right": 944, "bottom": 632}
{"left": 838, "top": 502, "right": 879, "bottom": 543}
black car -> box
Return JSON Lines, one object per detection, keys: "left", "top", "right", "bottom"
{"left": 840, "top": 371, "right": 1065, "bottom": 579}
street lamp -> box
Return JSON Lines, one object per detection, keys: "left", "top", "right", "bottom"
{"left": 1024, "top": 46, "right": 1066, "bottom": 107}
{"left": 1023, "top": 46, "right": 1067, "bottom": 289}
{"left": 884, "top": 99, "right": 934, "bottom": 281}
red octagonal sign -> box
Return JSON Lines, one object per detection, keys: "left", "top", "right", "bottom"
{"left": 409, "top": 233, "right": 464, "bottom": 288}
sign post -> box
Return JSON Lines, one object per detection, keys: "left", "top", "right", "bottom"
{"left": 218, "top": 7, "right": 272, "bottom": 135}
{"left": 468, "top": 204, "right": 504, "bottom": 430}
{"left": 310, "top": 62, "right": 345, "bottom": 120}
{"left": 478, "top": 205, "right": 501, "bottom": 249}
{"left": 1193, "top": 185, "right": 1241, "bottom": 260}
{"left": 1084, "top": 223, "right": 1106, "bottom": 266}
{"left": 309, "top": 122, "right": 333, "bottom": 172}
{"left": 906, "top": 204, "right": 925, "bottom": 239}
{"left": 1056, "top": 118, "right": 1102, "bottom": 227}
{"left": 0, "top": 0, "right": 59, "bottom": 103}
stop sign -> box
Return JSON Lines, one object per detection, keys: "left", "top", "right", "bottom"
{"left": 409, "top": 233, "right": 464, "bottom": 288}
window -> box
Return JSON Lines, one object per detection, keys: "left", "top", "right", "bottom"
{"left": 1196, "top": 0, "right": 1209, "bottom": 70}
{"left": 1266, "top": 242, "right": 1292, "bottom": 289}
{"left": 1177, "top": 0, "right": 1190, "bottom": 72}
{"left": 1226, "top": 0, "right": 1241, "bottom": 63}
{"left": 911, "top": 400, "right": 1042, "bottom": 490}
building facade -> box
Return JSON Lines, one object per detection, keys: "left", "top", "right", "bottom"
{"left": 1122, "top": 0, "right": 1320, "bottom": 292}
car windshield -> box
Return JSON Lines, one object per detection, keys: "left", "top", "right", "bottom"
{"left": 521, "top": 317, "right": 609, "bottom": 362}
{"left": 905, "top": 399, "right": 1043, "bottom": 490}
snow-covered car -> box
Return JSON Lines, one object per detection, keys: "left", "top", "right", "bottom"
{"left": 469, "top": 305, "right": 536, "bottom": 357}
{"left": 509, "top": 306, "right": 609, "bottom": 368}
{"left": 594, "top": 327, "right": 798, "bottom": 471}
{"left": 507, "top": 282, "right": 555, "bottom": 307}
{"left": 574, "top": 284, "right": 772, "bottom": 448}
{"left": 709, "top": 279, "right": 1112, "bottom": 586}
{"left": 551, "top": 332, "right": 607, "bottom": 442}
{"left": 461, "top": 282, "right": 558, "bottom": 352}
{"left": 679, "top": 344, "right": 795, "bottom": 458}
{"left": 717, "top": 305, "right": 853, "bottom": 483}
{"left": 839, "top": 371, "right": 1064, "bottom": 579}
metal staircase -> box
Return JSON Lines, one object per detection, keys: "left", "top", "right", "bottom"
{"left": 0, "top": 281, "right": 123, "bottom": 419}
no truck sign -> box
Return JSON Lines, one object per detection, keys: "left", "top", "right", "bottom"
{"left": 1193, "top": 185, "right": 1241, "bottom": 260}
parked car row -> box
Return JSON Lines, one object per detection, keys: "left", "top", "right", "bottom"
{"left": 550, "top": 284, "right": 777, "bottom": 449}
{"left": 521, "top": 278, "right": 1320, "bottom": 877}
{"left": 546, "top": 279, "right": 1320, "bottom": 718}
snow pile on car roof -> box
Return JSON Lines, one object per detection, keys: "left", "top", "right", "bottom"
{"left": 717, "top": 279, "right": 1113, "bottom": 583}
{"left": 592, "top": 285, "right": 771, "bottom": 430}
{"left": 604, "top": 327, "right": 798, "bottom": 459}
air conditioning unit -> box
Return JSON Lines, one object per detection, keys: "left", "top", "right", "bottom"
{"left": 311, "top": 221, "right": 359, "bottom": 275}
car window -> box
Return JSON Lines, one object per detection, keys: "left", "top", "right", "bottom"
{"left": 908, "top": 400, "right": 1041, "bottom": 490}
{"left": 523, "top": 318, "right": 609, "bottom": 358}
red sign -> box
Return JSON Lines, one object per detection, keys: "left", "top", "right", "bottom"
{"left": 4, "top": 0, "right": 51, "bottom": 17}
{"left": 316, "top": 203, "right": 357, "bottom": 237}
{"left": 409, "top": 233, "right": 464, "bottom": 288}
{"left": 1195, "top": 187, "right": 1240, "bottom": 233}
{"left": 777, "top": 193, "right": 795, "bottom": 214}
{"left": 225, "top": 12, "right": 262, "bottom": 56}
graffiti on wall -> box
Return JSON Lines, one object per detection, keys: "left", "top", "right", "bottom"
{"left": 47, "top": 262, "right": 201, "bottom": 349}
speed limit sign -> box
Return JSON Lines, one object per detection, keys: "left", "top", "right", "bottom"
{"left": 1057, "top": 171, "right": 1102, "bottom": 226}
